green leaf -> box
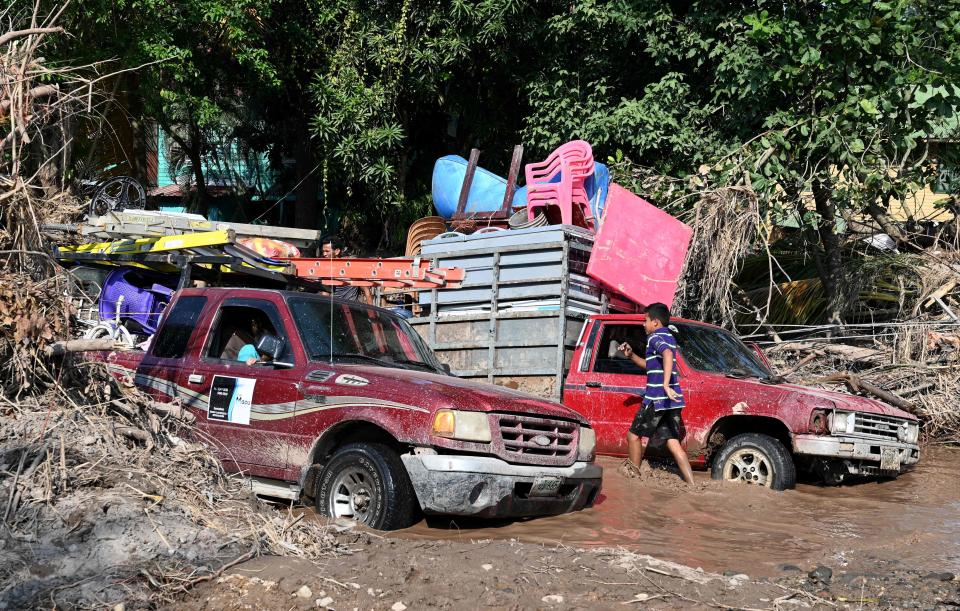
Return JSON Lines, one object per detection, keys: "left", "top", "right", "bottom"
{"left": 859, "top": 99, "right": 880, "bottom": 115}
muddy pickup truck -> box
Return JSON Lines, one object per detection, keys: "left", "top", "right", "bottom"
{"left": 414, "top": 312, "right": 921, "bottom": 490}
{"left": 96, "top": 287, "right": 601, "bottom": 530}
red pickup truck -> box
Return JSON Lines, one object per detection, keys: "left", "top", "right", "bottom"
{"left": 98, "top": 288, "right": 601, "bottom": 530}
{"left": 416, "top": 312, "right": 921, "bottom": 490}
{"left": 566, "top": 315, "right": 920, "bottom": 488}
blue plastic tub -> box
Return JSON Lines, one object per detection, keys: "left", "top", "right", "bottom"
{"left": 431, "top": 154, "right": 609, "bottom": 222}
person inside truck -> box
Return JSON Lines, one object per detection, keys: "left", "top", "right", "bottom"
{"left": 321, "top": 235, "right": 373, "bottom": 305}
{"left": 235, "top": 313, "right": 272, "bottom": 365}
{"left": 617, "top": 302, "right": 696, "bottom": 485}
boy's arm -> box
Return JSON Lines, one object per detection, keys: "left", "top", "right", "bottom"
{"left": 619, "top": 342, "right": 647, "bottom": 371}
{"left": 662, "top": 348, "right": 680, "bottom": 401}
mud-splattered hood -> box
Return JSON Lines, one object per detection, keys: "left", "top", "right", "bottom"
{"left": 735, "top": 377, "right": 917, "bottom": 421}
{"left": 312, "top": 364, "right": 588, "bottom": 424}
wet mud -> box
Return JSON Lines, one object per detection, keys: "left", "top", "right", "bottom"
{"left": 396, "top": 447, "right": 960, "bottom": 576}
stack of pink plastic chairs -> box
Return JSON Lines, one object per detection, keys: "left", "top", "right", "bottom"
{"left": 525, "top": 140, "right": 596, "bottom": 231}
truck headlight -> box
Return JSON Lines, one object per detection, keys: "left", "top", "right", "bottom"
{"left": 809, "top": 409, "right": 829, "bottom": 434}
{"left": 829, "top": 411, "right": 856, "bottom": 435}
{"left": 578, "top": 427, "right": 596, "bottom": 461}
{"left": 431, "top": 410, "right": 492, "bottom": 442}
{"left": 898, "top": 422, "right": 919, "bottom": 444}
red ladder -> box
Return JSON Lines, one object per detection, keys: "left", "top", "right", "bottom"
{"left": 282, "top": 257, "right": 465, "bottom": 288}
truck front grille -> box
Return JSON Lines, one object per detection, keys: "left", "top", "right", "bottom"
{"left": 853, "top": 412, "right": 905, "bottom": 441}
{"left": 494, "top": 413, "right": 578, "bottom": 466}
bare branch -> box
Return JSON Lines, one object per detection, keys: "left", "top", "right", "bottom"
{"left": 0, "top": 26, "right": 62, "bottom": 47}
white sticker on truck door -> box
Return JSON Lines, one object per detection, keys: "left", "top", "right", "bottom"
{"left": 335, "top": 374, "right": 369, "bottom": 387}
{"left": 208, "top": 375, "right": 256, "bottom": 425}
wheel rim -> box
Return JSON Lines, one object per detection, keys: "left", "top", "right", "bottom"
{"left": 722, "top": 448, "right": 773, "bottom": 487}
{"left": 328, "top": 466, "right": 377, "bottom": 523}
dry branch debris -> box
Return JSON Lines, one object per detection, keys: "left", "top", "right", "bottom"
{"left": 0, "top": 268, "right": 360, "bottom": 608}
{"left": 768, "top": 327, "right": 960, "bottom": 443}
{"left": 0, "top": 360, "right": 363, "bottom": 608}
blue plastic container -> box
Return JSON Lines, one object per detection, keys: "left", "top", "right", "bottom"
{"left": 431, "top": 154, "right": 610, "bottom": 223}
{"left": 432, "top": 155, "right": 527, "bottom": 219}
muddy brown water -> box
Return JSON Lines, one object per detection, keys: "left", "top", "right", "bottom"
{"left": 393, "top": 448, "right": 960, "bottom": 576}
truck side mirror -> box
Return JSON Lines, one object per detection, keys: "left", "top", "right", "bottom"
{"left": 256, "top": 334, "right": 292, "bottom": 368}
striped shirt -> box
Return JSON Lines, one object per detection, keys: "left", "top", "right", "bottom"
{"left": 644, "top": 327, "right": 685, "bottom": 411}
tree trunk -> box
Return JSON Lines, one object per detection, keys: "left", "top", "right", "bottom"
{"left": 186, "top": 117, "right": 209, "bottom": 216}
{"left": 31, "top": 104, "right": 69, "bottom": 200}
{"left": 788, "top": 185, "right": 829, "bottom": 293}
{"left": 812, "top": 179, "right": 845, "bottom": 325}
{"left": 158, "top": 113, "right": 208, "bottom": 216}
{"left": 867, "top": 193, "right": 912, "bottom": 246}
{"left": 292, "top": 124, "right": 318, "bottom": 230}
{"left": 127, "top": 74, "right": 149, "bottom": 186}
{"left": 32, "top": 131, "right": 60, "bottom": 200}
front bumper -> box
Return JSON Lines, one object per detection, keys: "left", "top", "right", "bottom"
{"left": 794, "top": 434, "right": 920, "bottom": 474}
{"left": 400, "top": 453, "right": 602, "bottom": 519}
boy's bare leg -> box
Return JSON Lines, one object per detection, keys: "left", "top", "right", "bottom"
{"left": 627, "top": 431, "right": 645, "bottom": 468}
{"left": 665, "top": 438, "right": 695, "bottom": 484}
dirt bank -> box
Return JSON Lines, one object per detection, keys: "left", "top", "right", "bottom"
{"left": 174, "top": 537, "right": 958, "bottom": 610}
{"left": 172, "top": 450, "right": 960, "bottom": 610}
{"left": 0, "top": 376, "right": 357, "bottom": 610}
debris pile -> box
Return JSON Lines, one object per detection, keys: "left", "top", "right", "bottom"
{"left": 0, "top": 270, "right": 78, "bottom": 396}
{"left": 0, "top": 274, "right": 362, "bottom": 608}
{"left": 767, "top": 318, "right": 960, "bottom": 443}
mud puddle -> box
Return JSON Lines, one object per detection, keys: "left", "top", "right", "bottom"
{"left": 395, "top": 447, "right": 960, "bottom": 576}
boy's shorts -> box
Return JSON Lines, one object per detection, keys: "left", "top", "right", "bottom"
{"left": 629, "top": 404, "right": 683, "bottom": 440}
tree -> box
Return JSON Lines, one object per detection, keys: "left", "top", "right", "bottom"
{"left": 700, "top": 0, "right": 960, "bottom": 321}
{"left": 541, "top": 1, "right": 960, "bottom": 323}
{"left": 43, "top": 0, "right": 277, "bottom": 213}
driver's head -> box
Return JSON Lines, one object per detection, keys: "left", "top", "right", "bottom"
{"left": 249, "top": 312, "right": 268, "bottom": 337}
{"left": 644, "top": 302, "right": 670, "bottom": 334}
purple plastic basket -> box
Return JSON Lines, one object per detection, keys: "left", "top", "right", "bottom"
{"left": 98, "top": 268, "right": 174, "bottom": 334}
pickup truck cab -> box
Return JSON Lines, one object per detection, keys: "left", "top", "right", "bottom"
{"left": 564, "top": 314, "right": 921, "bottom": 488}
{"left": 98, "top": 288, "right": 601, "bottom": 529}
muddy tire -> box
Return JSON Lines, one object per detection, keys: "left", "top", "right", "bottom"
{"left": 314, "top": 442, "right": 417, "bottom": 530}
{"left": 710, "top": 433, "right": 796, "bottom": 491}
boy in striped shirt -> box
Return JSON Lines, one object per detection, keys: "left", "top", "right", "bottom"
{"left": 617, "top": 302, "right": 695, "bottom": 484}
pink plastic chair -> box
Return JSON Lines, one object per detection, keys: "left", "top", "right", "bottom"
{"left": 526, "top": 140, "right": 596, "bottom": 229}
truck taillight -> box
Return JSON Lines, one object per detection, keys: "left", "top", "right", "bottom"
{"left": 809, "top": 409, "right": 829, "bottom": 435}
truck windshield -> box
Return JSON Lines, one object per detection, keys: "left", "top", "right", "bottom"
{"left": 287, "top": 296, "right": 443, "bottom": 373}
{"left": 673, "top": 322, "right": 772, "bottom": 379}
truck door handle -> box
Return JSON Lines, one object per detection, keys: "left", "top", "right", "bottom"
{"left": 585, "top": 381, "right": 602, "bottom": 388}
{"left": 188, "top": 374, "right": 204, "bottom": 384}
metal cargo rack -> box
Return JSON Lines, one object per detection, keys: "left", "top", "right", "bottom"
{"left": 54, "top": 230, "right": 467, "bottom": 292}
{"left": 54, "top": 230, "right": 306, "bottom": 290}
{"left": 69, "top": 209, "right": 324, "bottom": 251}
{"left": 408, "top": 225, "right": 635, "bottom": 400}
{"left": 415, "top": 225, "right": 636, "bottom": 315}
{"left": 409, "top": 308, "right": 586, "bottom": 400}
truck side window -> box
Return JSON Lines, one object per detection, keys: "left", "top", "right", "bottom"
{"left": 151, "top": 296, "right": 207, "bottom": 359}
{"left": 204, "top": 303, "right": 288, "bottom": 362}
{"left": 289, "top": 299, "right": 359, "bottom": 358}
{"left": 592, "top": 324, "right": 647, "bottom": 376}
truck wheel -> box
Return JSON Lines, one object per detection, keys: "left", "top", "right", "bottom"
{"left": 710, "top": 433, "right": 796, "bottom": 491}
{"left": 314, "top": 442, "right": 418, "bottom": 530}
